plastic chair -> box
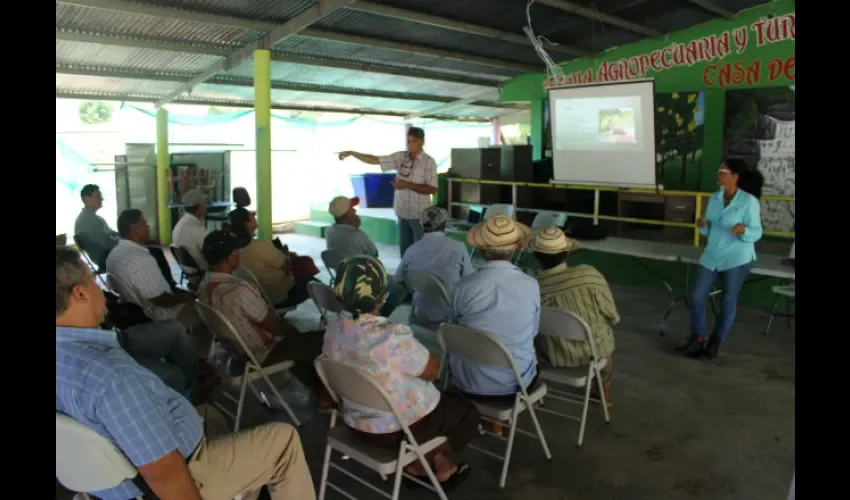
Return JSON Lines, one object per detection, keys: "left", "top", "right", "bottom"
{"left": 308, "top": 281, "right": 345, "bottom": 329}
{"left": 403, "top": 269, "right": 451, "bottom": 331}
{"left": 233, "top": 266, "right": 295, "bottom": 316}
{"left": 314, "top": 358, "right": 449, "bottom": 500}
{"left": 194, "top": 300, "right": 302, "bottom": 429}
{"left": 56, "top": 413, "right": 151, "bottom": 500}
{"left": 483, "top": 204, "right": 515, "bottom": 221}
{"left": 535, "top": 308, "right": 611, "bottom": 447}
{"left": 437, "top": 324, "right": 552, "bottom": 488}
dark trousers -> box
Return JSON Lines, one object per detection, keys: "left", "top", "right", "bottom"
{"left": 263, "top": 330, "right": 325, "bottom": 395}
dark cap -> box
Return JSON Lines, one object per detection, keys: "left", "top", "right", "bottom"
{"left": 407, "top": 126, "right": 425, "bottom": 140}
{"left": 202, "top": 230, "right": 239, "bottom": 266}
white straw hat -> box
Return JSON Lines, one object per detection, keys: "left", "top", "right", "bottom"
{"left": 527, "top": 226, "right": 578, "bottom": 254}
{"left": 466, "top": 215, "right": 531, "bottom": 251}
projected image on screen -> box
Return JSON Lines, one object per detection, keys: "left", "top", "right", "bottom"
{"left": 597, "top": 108, "right": 636, "bottom": 144}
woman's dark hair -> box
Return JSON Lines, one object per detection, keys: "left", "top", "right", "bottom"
{"left": 725, "top": 158, "right": 764, "bottom": 199}
{"left": 232, "top": 187, "right": 251, "bottom": 208}
{"left": 227, "top": 208, "right": 253, "bottom": 248}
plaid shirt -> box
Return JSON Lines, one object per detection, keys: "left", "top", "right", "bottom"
{"left": 379, "top": 151, "right": 438, "bottom": 220}
{"left": 198, "top": 271, "right": 275, "bottom": 363}
{"left": 56, "top": 327, "right": 203, "bottom": 500}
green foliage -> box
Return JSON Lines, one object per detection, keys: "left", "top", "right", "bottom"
{"left": 655, "top": 92, "right": 703, "bottom": 184}
{"left": 725, "top": 87, "right": 794, "bottom": 138}
{"left": 78, "top": 101, "right": 114, "bottom": 125}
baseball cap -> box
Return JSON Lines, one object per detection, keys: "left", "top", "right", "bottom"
{"left": 182, "top": 188, "right": 206, "bottom": 206}
{"left": 420, "top": 206, "right": 447, "bottom": 232}
{"left": 202, "top": 230, "right": 239, "bottom": 266}
{"left": 328, "top": 196, "right": 360, "bottom": 218}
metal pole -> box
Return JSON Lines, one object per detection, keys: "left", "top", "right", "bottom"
{"left": 693, "top": 195, "right": 703, "bottom": 247}
{"left": 254, "top": 49, "right": 273, "bottom": 241}
{"left": 447, "top": 178, "right": 453, "bottom": 218}
{"left": 593, "top": 189, "right": 600, "bottom": 225}
{"left": 155, "top": 108, "right": 172, "bottom": 245}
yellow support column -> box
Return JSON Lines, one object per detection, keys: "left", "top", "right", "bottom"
{"left": 156, "top": 108, "right": 172, "bottom": 245}
{"left": 254, "top": 49, "right": 273, "bottom": 241}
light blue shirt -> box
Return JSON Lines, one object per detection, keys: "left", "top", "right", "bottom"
{"left": 699, "top": 188, "right": 763, "bottom": 272}
{"left": 450, "top": 260, "right": 540, "bottom": 396}
{"left": 395, "top": 232, "right": 475, "bottom": 325}
{"left": 56, "top": 327, "right": 203, "bottom": 500}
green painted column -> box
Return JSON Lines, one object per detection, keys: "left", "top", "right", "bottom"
{"left": 698, "top": 89, "right": 726, "bottom": 192}
{"left": 254, "top": 49, "right": 273, "bottom": 241}
{"left": 155, "top": 108, "right": 172, "bottom": 245}
{"left": 530, "top": 99, "right": 544, "bottom": 161}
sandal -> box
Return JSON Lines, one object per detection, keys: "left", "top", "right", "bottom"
{"left": 403, "top": 463, "right": 471, "bottom": 492}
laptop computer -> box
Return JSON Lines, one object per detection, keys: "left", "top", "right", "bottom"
{"left": 446, "top": 205, "right": 484, "bottom": 231}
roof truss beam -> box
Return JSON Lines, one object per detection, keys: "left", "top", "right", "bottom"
{"left": 54, "top": 64, "right": 524, "bottom": 110}
{"left": 55, "top": 29, "right": 503, "bottom": 88}
{"left": 535, "top": 0, "right": 664, "bottom": 38}
{"left": 346, "top": 1, "right": 591, "bottom": 58}
{"left": 685, "top": 0, "right": 736, "bottom": 19}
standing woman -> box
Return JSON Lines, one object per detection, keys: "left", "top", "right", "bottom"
{"left": 677, "top": 159, "right": 764, "bottom": 359}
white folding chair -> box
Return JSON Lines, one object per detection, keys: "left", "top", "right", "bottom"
{"left": 314, "top": 358, "right": 449, "bottom": 500}
{"left": 308, "top": 281, "right": 345, "bottom": 329}
{"left": 483, "top": 204, "right": 515, "bottom": 221}
{"left": 437, "top": 324, "right": 552, "bottom": 488}
{"left": 321, "top": 248, "right": 345, "bottom": 286}
{"left": 106, "top": 273, "right": 147, "bottom": 313}
{"left": 194, "top": 300, "right": 302, "bottom": 429}
{"left": 535, "top": 308, "right": 611, "bottom": 448}
{"left": 73, "top": 235, "right": 109, "bottom": 288}
{"left": 403, "top": 269, "right": 451, "bottom": 330}
{"left": 764, "top": 284, "right": 795, "bottom": 335}
{"left": 56, "top": 413, "right": 147, "bottom": 500}
{"left": 233, "top": 266, "right": 295, "bottom": 316}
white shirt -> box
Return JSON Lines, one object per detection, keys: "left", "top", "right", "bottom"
{"left": 105, "top": 240, "right": 187, "bottom": 322}
{"left": 379, "top": 151, "right": 438, "bottom": 220}
{"left": 172, "top": 213, "right": 208, "bottom": 271}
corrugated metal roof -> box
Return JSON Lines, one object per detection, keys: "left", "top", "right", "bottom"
{"left": 138, "top": 0, "right": 316, "bottom": 23}
{"left": 57, "top": 73, "right": 182, "bottom": 96}
{"left": 56, "top": 40, "right": 222, "bottom": 74}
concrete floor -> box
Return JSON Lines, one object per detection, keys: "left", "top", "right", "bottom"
{"left": 59, "top": 233, "right": 796, "bottom": 500}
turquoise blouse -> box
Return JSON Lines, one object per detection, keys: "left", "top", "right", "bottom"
{"left": 699, "top": 188, "right": 763, "bottom": 272}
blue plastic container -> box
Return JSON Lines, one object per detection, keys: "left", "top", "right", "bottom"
{"left": 350, "top": 173, "right": 395, "bottom": 208}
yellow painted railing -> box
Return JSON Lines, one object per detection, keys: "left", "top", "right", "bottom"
{"left": 446, "top": 178, "right": 795, "bottom": 247}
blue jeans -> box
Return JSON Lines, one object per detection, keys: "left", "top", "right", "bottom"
{"left": 689, "top": 262, "right": 753, "bottom": 341}
{"left": 398, "top": 217, "right": 424, "bottom": 258}
{"left": 119, "top": 320, "right": 198, "bottom": 393}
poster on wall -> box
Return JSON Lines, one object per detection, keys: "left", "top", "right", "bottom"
{"left": 655, "top": 91, "right": 705, "bottom": 191}
{"left": 724, "top": 87, "right": 795, "bottom": 233}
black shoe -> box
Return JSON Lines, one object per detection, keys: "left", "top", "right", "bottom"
{"left": 696, "top": 335, "right": 721, "bottom": 360}
{"left": 675, "top": 335, "right": 705, "bottom": 355}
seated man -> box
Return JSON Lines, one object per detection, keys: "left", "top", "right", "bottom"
{"left": 324, "top": 256, "right": 478, "bottom": 487}
{"left": 106, "top": 209, "right": 204, "bottom": 335}
{"left": 395, "top": 206, "right": 474, "bottom": 325}
{"left": 173, "top": 188, "right": 209, "bottom": 273}
{"left": 450, "top": 216, "right": 540, "bottom": 400}
{"left": 74, "top": 183, "right": 177, "bottom": 289}
{"left": 324, "top": 196, "right": 379, "bottom": 259}
{"left": 529, "top": 227, "right": 618, "bottom": 405}
{"left": 56, "top": 247, "right": 315, "bottom": 500}
{"left": 198, "top": 231, "right": 330, "bottom": 409}
{"left": 228, "top": 208, "right": 312, "bottom": 308}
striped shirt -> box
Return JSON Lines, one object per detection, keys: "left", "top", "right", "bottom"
{"left": 535, "top": 263, "right": 619, "bottom": 367}
{"left": 198, "top": 271, "right": 275, "bottom": 363}
{"left": 379, "top": 151, "right": 438, "bottom": 220}
{"left": 56, "top": 327, "right": 203, "bottom": 500}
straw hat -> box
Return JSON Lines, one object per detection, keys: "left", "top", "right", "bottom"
{"left": 466, "top": 215, "right": 531, "bottom": 251}
{"left": 527, "top": 226, "right": 578, "bottom": 254}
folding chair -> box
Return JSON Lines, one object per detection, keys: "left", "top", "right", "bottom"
{"left": 530, "top": 211, "right": 567, "bottom": 230}
{"left": 308, "top": 281, "right": 345, "bottom": 330}
{"left": 56, "top": 413, "right": 153, "bottom": 500}
{"left": 483, "top": 204, "right": 515, "bottom": 221}
{"left": 321, "top": 248, "right": 345, "bottom": 286}
{"left": 404, "top": 269, "right": 451, "bottom": 330}
{"left": 171, "top": 245, "right": 203, "bottom": 289}
{"left": 437, "top": 324, "right": 552, "bottom": 488}
{"left": 194, "top": 301, "right": 302, "bottom": 429}
{"left": 73, "top": 235, "right": 109, "bottom": 288}
{"left": 233, "top": 266, "right": 296, "bottom": 316}
{"left": 764, "top": 284, "right": 795, "bottom": 335}
{"left": 106, "top": 273, "right": 147, "bottom": 312}
{"left": 535, "top": 308, "right": 611, "bottom": 448}
{"left": 314, "top": 358, "right": 449, "bottom": 500}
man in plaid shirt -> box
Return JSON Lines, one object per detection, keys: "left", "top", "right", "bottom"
{"left": 338, "top": 126, "right": 438, "bottom": 257}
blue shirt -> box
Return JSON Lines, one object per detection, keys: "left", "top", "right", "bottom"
{"left": 450, "top": 261, "right": 540, "bottom": 396}
{"left": 395, "top": 232, "right": 475, "bottom": 325}
{"left": 56, "top": 327, "right": 204, "bottom": 500}
{"left": 699, "top": 189, "right": 763, "bottom": 272}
